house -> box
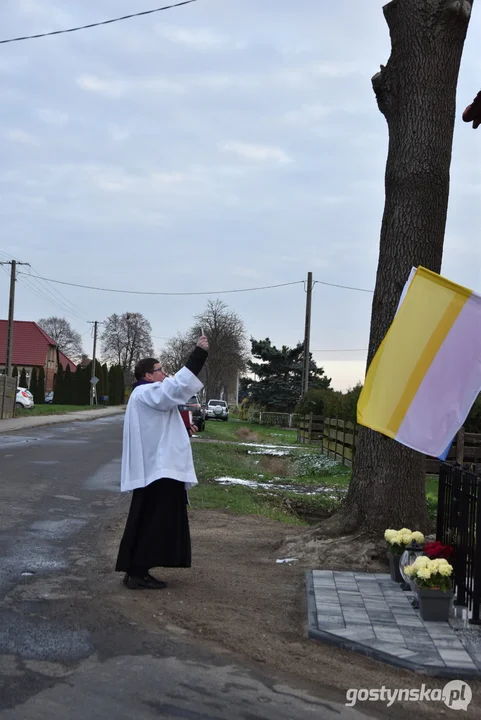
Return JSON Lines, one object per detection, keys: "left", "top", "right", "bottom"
{"left": 0, "top": 320, "right": 77, "bottom": 393}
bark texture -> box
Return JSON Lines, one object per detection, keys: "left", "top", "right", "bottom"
{"left": 338, "top": 0, "right": 474, "bottom": 535}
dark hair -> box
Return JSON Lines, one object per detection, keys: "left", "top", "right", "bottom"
{"left": 134, "top": 357, "right": 159, "bottom": 381}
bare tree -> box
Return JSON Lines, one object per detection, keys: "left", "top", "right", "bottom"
{"left": 101, "top": 312, "right": 154, "bottom": 382}
{"left": 326, "top": 0, "right": 474, "bottom": 537}
{"left": 192, "top": 299, "right": 248, "bottom": 400}
{"left": 160, "top": 332, "right": 192, "bottom": 375}
{"left": 38, "top": 316, "right": 83, "bottom": 361}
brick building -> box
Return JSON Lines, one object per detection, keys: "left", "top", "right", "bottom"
{"left": 0, "top": 320, "right": 77, "bottom": 393}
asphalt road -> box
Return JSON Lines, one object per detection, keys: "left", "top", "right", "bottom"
{"left": 0, "top": 416, "right": 379, "bottom": 720}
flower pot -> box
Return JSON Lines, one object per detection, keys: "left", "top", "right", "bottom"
{"left": 414, "top": 584, "right": 453, "bottom": 622}
{"left": 387, "top": 552, "right": 403, "bottom": 583}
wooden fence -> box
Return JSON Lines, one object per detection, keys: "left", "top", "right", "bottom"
{"left": 297, "top": 415, "right": 481, "bottom": 473}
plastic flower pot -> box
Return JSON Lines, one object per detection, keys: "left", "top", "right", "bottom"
{"left": 413, "top": 583, "right": 453, "bottom": 622}
{"left": 387, "top": 552, "right": 403, "bottom": 583}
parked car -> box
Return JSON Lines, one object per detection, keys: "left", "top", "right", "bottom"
{"left": 206, "top": 399, "right": 229, "bottom": 422}
{"left": 16, "top": 387, "right": 34, "bottom": 410}
{"left": 178, "top": 394, "right": 206, "bottom": 432}
{"left": 45, "top": 391, "right": 54, "bottom": 404}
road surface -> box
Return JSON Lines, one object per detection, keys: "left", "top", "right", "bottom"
{"left": 0, "top": 416, "right": 384, "bottom": 719}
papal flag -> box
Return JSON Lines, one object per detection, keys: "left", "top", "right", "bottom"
{"left": 357, "top": 266, "right": 481, "bottom": 459}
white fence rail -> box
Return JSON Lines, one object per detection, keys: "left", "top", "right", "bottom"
{"left": 249, "top": 410, "right": 298, "bottom": 428}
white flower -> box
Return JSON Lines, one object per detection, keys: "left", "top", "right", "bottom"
{"left": 401, "top": 532, "right": 413, "bottom": 545}
{"left": 438, "top": 564, "right": 453, "bottom": 577}
{"left": 384, "top": 529, "right": 397, "bottom": 541}
{"left": 404, "top": 565, "right": 415, "bottom": 577}
{"left": 413, "top": 556, "right": 429, "bottom": 568}
{"left": 412, "top": 531, "right": 425, "bottom": 544}
{"left": 417, "top": 567, "right": 432, "bottom": 580}
{"left": 399, "top": 528, "right": 411, "bottom": 534}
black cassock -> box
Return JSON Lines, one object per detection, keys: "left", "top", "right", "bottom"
{"left": 115, "top": 478, "right": 191, "bottom": 575}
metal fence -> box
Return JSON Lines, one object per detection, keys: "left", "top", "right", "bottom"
{"left": 437, "top": 463, "right": 481, "bottom": 624}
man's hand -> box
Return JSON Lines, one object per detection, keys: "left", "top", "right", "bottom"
{"left": 197, "top": 335, "right": 209, "bottom": 351}
{"left": 188, "top": 424, "right": 198, "bottom": 437}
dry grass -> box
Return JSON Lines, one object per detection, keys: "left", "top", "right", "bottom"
{"left": 234, "top": 427, "right": 260, "bottom": 443}
{"left": 259, "top": 455, "right": 290, "bottom": 477}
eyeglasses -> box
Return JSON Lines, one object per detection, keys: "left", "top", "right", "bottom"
{"left": 152, "top": 367, "right": 166, "bottom": 374}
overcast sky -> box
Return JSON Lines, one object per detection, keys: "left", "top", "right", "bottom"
{"left": 1, "top": 0, "right": 481, "bottom": 390}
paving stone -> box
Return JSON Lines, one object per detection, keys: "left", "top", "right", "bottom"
{"left": 361, "top": 640, "right": 417, "bottom": 659}
{"left": 317, "top": 614, "right": 347, "bottom": 626}
{"left": 373, "top": 631, "right": 406, "bottom": 645}
{"left": 308, "top": 570, "right": 481, "bottom": 677}
{"left": 333, "top": 571, "right": 356, "bottom": 577}
{"left": 328, "top": 628, "right": 376, "bottom": 641}
{"left": 438, "top": 649, "right": 474, "bottom": 664}
{"left": 430, "top": 637, "right": 465, "bottom": 650}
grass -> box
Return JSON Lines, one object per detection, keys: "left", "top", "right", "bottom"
{"left": 190, "top": 432, "right": 350, "bottom": 524}
{"left": 191, "top": 420, "right": 441, "bottom": 527}
{"left": 15, "top": 404, "right": 101, "bottom": 417}
{"left": 202, "top": 418, "right": 298, "bottom": 445}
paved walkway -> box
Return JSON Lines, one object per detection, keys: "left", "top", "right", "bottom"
{"left": 0, "top": 407, "right": 125, "bottom": 434}
{"left": 307, "top": 570, "right": 481, "bottom": 679}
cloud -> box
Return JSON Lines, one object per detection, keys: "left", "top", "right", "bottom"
{"left": 6, "top": 129, "right": 38, "bottom": 145}
{"left": 108, "top": 125, "right": 130, "bottom": 142}
{"left": 315, "top": 61, "right": 361, "bottom": 78}
{"left": 36, "top": 108, "right": 68, "bottom": 127}
{"left": 76, "top": 74, "right": 185, "bottom": 97}
{"left": 156, "top": 24, "right": 230, "bottom": 49}
{"left": 284, "top": 104, "right": 331, "bottom": 126}
{"left": 220, "top": 142, "right": 293, "bottom": 165}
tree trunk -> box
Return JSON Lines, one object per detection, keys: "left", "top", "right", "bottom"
{"left": 338, "top": 0, "right": 474, "bottom": 535}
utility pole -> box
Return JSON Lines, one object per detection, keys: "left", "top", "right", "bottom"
{"left": 89, "top": 321, "right": 99, "bottom": 406}
{"left": 0, "top": 260, "right": 30, "bottom": 376}
{"left": 302, "top": 271, "right": 313, "bottom": 396}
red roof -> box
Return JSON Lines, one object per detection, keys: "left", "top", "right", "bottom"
{"left": 0, "top": 320, "right": 75, "bottom": 369}
{"left": 58, "top": 349, "right": 77, "bottom": 373}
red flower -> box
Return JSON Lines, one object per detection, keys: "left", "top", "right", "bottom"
{"left": 423, "top": 541, "right": 455, "bottom": 560}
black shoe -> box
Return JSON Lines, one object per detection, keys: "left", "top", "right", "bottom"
{"left": 123, "top": 573, "right": 167, "bottom": 590}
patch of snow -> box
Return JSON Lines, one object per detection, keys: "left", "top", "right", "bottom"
{"left": 240, "top": 443, "right": 299, "bottom": 450}
{"left": 247, "top": 449, "right": 291, "bottom": 456}
{"left": 213, "top": 477, "right": 347, "bottom": 497}
{"left": 276, "top": 558, "right": 298, "bottom": 564}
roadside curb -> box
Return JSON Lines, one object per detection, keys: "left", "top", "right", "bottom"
{"left": 0, "top": 407, "right": 125, "bottom": 434}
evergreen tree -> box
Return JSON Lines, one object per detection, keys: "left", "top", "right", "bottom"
{"left": 35, "top": 367, "right": 45, "bottom": 404}
{"left": 109, "top": 365, "right": 118, "bottom": 405}
{"left": 245, "top": 338, "right": 331, "bottom": 412}
{"left": 72, "top": 365, "right": 90, "bottom": 405}
{"left": 30, "top": 367, "right": 38, "bottom": 398}
{"left": 12, "top": 366, "right": 18, "bottom": 378}
{"left": 19, "top": 367, "right": 27, "bottom": 388}
{"left": 54, "top": 363, "right": 64, "bottom": 404}
{"left": 64, "top": 365, "right": 73, "bottom": 404}
{"left": 118, "top": 365, "right": 125, "bottom": 404}
{"left": 102, "top": 363, "right": 109, "bottom": 403}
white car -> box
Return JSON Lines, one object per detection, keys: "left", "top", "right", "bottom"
{"left": 206, "top": 399, "right": 228, "bottom": 422}
{"left": 16, "top": 387, "right": 34, "bottom": 409}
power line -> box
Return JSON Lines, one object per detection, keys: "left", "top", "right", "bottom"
{"left": 27, "top": 266, "right": 91, "bottom": 322}
{"left": 0, "top": 1, "right": 199, "bottom": 45}
{"left": 17, "top": 273, "right": 305, "bottom": 296}
{"left": 312, "top": 348, "right": 367, "bottom": 353}
{"left": 0, "top": 249, "right": 90, "bottom": 322}
{"left": 314, "top": 279, "right": 373, "bottom": 293}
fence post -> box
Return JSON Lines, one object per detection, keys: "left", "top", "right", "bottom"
{"left": 341, "top": 419, "right": 346, "bottom": 466}
{"left": 308, "top": 413, "right": 313, "bottom": 444}
{"left": 470, "top": 477, "right": 481, "bottom": 624}
{"left": 456, "top": 427, "right": 465, "bottom": 465}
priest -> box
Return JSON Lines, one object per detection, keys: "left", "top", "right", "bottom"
{"left": 116, "top": 336, "right": 209, "bottom": 589}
